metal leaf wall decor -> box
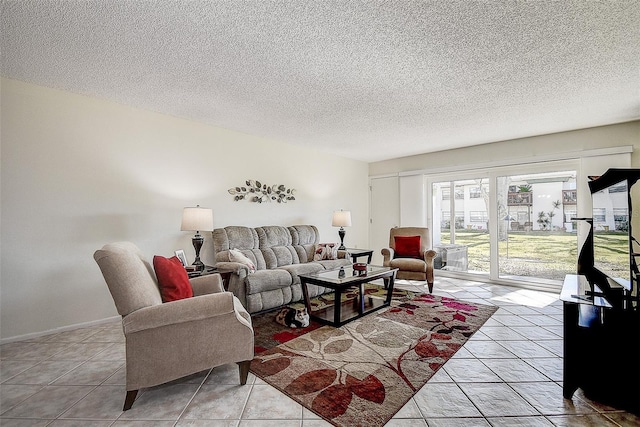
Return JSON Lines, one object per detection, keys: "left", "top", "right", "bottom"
{"left": 228, "top": 180, "right": 296, "bottom": 203}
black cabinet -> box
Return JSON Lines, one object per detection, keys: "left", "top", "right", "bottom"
{"left": 562, "top": 275, "right": 640, "bottom": 414}
{"left": 562, "top": 168, "right": 640, "bottom": 414}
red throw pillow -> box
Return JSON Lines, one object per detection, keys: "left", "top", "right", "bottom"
{"left": 153, "top": 255, "right": 193, "bottom": 302}
{"left": 394, "top": 235, "right": 421, "bottom": 259}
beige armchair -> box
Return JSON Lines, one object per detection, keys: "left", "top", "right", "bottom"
{"left": 94, "top": 242, "right": 254, "bottom": 411}
{"left": 381, "top": 227, "right": 436, "bottom": 293}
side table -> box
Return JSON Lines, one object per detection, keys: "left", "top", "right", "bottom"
{"left": 344, "top": 248, "right": 373, "bottom": 264}
{"left": 187, "top": 265, "right": 217, "bottom": 278}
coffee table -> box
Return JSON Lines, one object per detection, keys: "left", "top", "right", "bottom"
{"left": 299, "top": 265, "right": 398, "bottom": 327}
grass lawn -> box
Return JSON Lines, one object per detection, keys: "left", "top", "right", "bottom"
{"left": 439, "top": 230, "right": 629, "bottom": 281}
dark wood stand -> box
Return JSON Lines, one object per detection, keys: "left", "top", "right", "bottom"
{"left": 342, "top": 248, "right": 374, "bottom": 264}
{"left": 187, "top": 265, "right": 217, "bottom": 278}
{"left": 562, "top": 275, "right": 640, "bottom": 414}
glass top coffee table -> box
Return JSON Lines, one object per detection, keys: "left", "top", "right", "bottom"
{"left": 299, "top": 265, "right": 398, "bottom": 327}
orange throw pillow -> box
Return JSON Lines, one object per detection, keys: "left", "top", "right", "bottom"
{"left": 394, "top": 235, "right": 421, "bottom": 259}
{"left": 153, "top": 255, "right": 193, "bottom": 302}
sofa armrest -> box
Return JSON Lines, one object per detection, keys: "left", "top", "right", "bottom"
{"left": 381, "top": 248, "right": 394, "bottom": 266}
{"left": 123, "top": 292, "right": 236, "bottom": 334}
{"left": 215, "top": 261, "right": 250, "bottom": 277}
{"left": 424, "top": 249, "right": 436, "bottom": 263}
{"left": 424, "top": 249, "right": 436, "bottom": 287}
{"left": 189, "top": 273, "right": 224, "bottom": 296}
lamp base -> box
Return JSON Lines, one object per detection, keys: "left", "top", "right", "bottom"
{"left": 338, "top": 227, "right": 346, "bottom": 250}
{"left": 192, "top": 234, "right": 205, "bottom": 271}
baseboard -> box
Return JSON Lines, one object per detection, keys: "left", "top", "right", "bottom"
{"left": 0, "top": 315, "right": 121, "bottom": 345}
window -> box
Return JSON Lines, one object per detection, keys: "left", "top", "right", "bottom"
{"left": 563, "top": 190, "right": 577, "bottom": 204}
{"left": 614, "top": 208, "right": 629, "bottom": 231}
{"left": 593, "top": 208, "right": 606, "bottom": 222}
{"left": 609, "top": 184, "right": 627, "bottom": 193}
{"left": 470, "top": 211, "right": 488, "bottom": 222}
{"left": 613, "top": 208, "right": 628, "bottom": 221}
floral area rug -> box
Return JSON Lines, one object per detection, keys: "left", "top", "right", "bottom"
{"left": 251, "top": 284, "right": 417, "bottom": 353}
{"left": 250, "top": 291, "right": 497, "bottom": 427}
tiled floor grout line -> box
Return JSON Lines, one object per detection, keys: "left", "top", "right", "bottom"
{"left": 173, "top": 370, "right": 212, "bottom": 425}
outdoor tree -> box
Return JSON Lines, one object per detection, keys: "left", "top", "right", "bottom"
{"left": 537, "top": 211, "right": 550, "bottom": 230}
{"left": 548, "top": 200, "right": 561, "bottom": 231}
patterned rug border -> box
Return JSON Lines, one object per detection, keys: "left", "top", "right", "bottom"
{"left": 250, "top": 292, "right": 498, "bottom": 427}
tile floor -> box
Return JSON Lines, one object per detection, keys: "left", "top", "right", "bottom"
{"left": 2, "top": 277, "right": 640, "bottom": 426}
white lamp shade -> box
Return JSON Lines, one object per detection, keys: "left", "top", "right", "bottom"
{"left": 332, "top": 210, "right": 352, "bottom": 227}
{"left": 180, "top": 206, "right": 214, "bottom": 232}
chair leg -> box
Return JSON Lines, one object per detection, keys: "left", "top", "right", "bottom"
{"left": 123, "top": 389, "right": 138, "bottom": 411}
{"left": 238, "top": 360, "right": 251, "bottom": 385}
{"left": 427, "top": 282, "right": 434, "bottom": 294}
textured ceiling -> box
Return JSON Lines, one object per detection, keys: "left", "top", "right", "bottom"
{"left": 2, "top": 1, "right": 639, "bottom": 162}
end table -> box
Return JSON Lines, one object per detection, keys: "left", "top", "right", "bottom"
{"left": 344, "top": 248, "right": 373, "bottom": 264}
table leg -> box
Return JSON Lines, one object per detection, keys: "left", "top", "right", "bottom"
{"left": 358, "top": 282, "right": 365, "bottom": 314}
{"left": 301, "top": 279, "right": 312, "bottom": 314}
{"left": 384, "top": 273, "right": 396, "bottom": 305}
{"left": 334, "top": 289, "right": 342, "bottom": 325}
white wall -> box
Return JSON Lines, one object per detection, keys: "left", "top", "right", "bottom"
{"left": 399, "top": 175, "right": 426, "bottom": 227}
{"left": 370, "top": 121, "right": 640, "bottom": 177}
{"left": 0, "top": 78, "right": 369, "bottom": 341}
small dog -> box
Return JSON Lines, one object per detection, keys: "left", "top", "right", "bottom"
{"left": 275, "top": 307, "right": 310, "bottom": 328}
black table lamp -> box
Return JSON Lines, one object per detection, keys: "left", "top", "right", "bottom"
{"left": 332, "top": 209, "right": 352, "bottom": 250}
{"left": 180, "top": 205, "right": 214, "bottom": 271}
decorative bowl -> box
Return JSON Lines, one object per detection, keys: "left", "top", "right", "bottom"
{"left": 353, "top": 262, "right": 367, "bottom": 271}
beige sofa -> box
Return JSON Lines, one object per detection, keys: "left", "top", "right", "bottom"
{"left": 212, "top": 225, "right": 351, "bottom": 313}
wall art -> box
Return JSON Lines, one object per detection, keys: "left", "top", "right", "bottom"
{"left": 229, "top": 180, "right": 296, "bottom": 203}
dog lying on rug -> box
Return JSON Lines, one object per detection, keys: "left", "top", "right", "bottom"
{"left": 274, "top": 307, "right": 310, "bottom": 328}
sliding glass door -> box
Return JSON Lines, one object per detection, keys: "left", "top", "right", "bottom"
{"left": 432, "top": 177, "right": 491, "bottom": 276}
{"left": 496, "top": 170, "right": 578, "bottom": 284}
{"left": 429, "top": 162, "right": 579, "bottom": 286}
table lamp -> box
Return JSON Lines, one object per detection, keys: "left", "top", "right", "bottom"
{"left": 180, "top": 205, "right": 214, "bottom": 271}
{"left": 332, "top": 210, "right": 351, "bottom": 250}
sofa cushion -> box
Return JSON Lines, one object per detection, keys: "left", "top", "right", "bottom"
{"left": 262, "top": 245, "right": 299, "bottom": 268}
{"left": 394, "top": 235, "right": 421, "bottom": 258}
{"left": 389, "top": 257, "right": 426, "bottom": 273}
{"left": 153, "top": 255, "right": 193, "bottom": 302}
{"left": 289, "top": 225, "right": 320, "bottom": 263}
{"left": 213, "top": 226, "right": 260, "bottom": 257}
{"left": 289, "top": 225, "right": 320, "bottom": 245}
{"left": 245, "top": 269, "right": 292, "bottom": 295}
{"left": 256, "top": 226, "right": 292, "bottom": 247}
{"left": 256, "top": 226, "right": 301, "bottom": 268}
{"left": 278, "top": 263, "right": 324, "bottom": 285}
